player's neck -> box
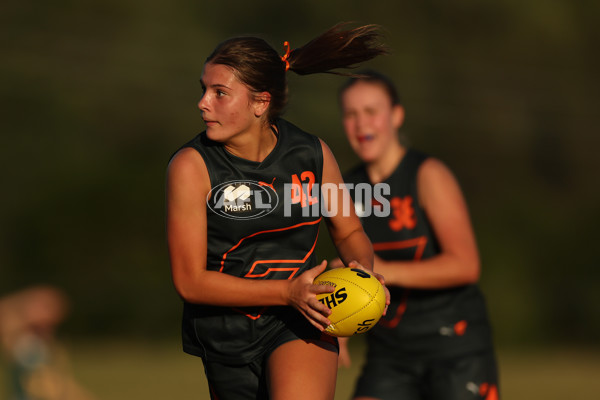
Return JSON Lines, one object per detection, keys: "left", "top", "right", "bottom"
{"left": 366, "top": 141, "right": 405, "bottom": 184}
{"left": 224, "top": 125, "right": 278, "bottom": 163}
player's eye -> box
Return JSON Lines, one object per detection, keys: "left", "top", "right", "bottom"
{"left": 216, "top": 90, "right": 226, "bottom": 97}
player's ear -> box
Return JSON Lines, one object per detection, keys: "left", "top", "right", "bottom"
{"left": 392, "top": 105, "right": 405, "bottom": 129}
{"left": 253, "top": 92, "right": 271, "bottom": 118}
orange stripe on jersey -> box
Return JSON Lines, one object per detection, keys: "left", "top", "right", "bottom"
{"left": 245, "top": 230, "right": 319, "bottom": 278}
{"left": 231, "top": 306, "right": 269, "bottom": 320}
{"left": 219, "top": 217, "right": 323, "bottom": 272}
{"left": 373, "top": 237, "right": 427, "bottom": 328}
{"left": 223, "top": 217, "right": 322, "bottom": 320}
{"left": 232, "top": 232, "right": 320, "bottom": 320}
{"left": 372, "top": 236, "right": 427, "bottom": 261}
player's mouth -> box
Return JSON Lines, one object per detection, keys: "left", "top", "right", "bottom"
{"left": 357, "top": 134, "right": 375, "bottom": 143}
{"left": 203, "top": 119, "right": 219, "bottom": 127}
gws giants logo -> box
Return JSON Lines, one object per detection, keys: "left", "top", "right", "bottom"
{"left": 207, "top": 180, "right": 279, "bottom": 220}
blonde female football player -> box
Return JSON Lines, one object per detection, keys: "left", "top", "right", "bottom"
{"left": 334, "top": 70, "right": 499, "bottom": 400}
{"left": 166, "top": 24, "right": 389, "bottom": 400}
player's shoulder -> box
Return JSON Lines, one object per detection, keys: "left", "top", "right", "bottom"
{"left": 167, "top": 144, "right": 209, "bottom": 182}
{"left": 416, "top": 155, "right": 462, "bottom": 202}
{"left": 170, "top": 146, "right": 202, "bottom": 164}
{"left": 418, "top": 156, "right": 455, "bottom": 181}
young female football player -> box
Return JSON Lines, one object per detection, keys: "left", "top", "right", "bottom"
{"left": 335, "top": 70, "right": 499, "bottom": 400}
{"left": 166, "top": 24, "right": 389, "bottom": 400}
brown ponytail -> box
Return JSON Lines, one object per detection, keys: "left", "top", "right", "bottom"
{"left": 286, "top": 23, "right": 389, "bottom": 76}
{"left": 206, "top": 22, "right": 388, "bottom": 123}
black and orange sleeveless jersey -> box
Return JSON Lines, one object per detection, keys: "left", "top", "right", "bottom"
{"left": 344, "top": 149, "right": 494, "bottom": 358}
{"left": 175, "top": 118, "right": 326, "bottom": 364}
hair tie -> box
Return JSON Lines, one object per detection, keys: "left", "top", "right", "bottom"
{"left": 281, "top": 41, "right": 291, "bottom": 71}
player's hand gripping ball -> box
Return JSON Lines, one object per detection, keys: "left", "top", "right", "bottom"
{"left": 314, "top": 267, "right": 386, "bottom": 337}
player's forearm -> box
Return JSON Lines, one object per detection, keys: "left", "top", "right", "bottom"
{"left": 333, "top": 229, "right": 374, "bottom": 271}
{"left": 173, "top": 269, "right": 289, "bottom": 307}
{"left": 375, "top": 253, "right": 479, "bottom": 289}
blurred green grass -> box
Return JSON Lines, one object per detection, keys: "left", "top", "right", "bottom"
{"left": 2, "top": 338, "right": 600, "bottom": 400}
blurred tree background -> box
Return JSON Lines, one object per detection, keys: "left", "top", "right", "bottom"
{"left": 1, "top": 0, "right": 599, "bottom": 349}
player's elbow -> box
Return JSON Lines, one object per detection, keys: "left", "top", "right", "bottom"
{"left": 462, "top": 256, "right": 480, "bottom": 284}
{"left": 171, "top": 272, "right": 204, "bottom": 304}
{"left": 173, "top": 281, "right": 193, "bottom": 302}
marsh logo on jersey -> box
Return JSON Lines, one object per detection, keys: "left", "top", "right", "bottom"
{"left": 207, "top": 180, "right": 279, "bottom": 220}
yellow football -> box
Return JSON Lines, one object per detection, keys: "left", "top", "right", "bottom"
{"left": 314, "top": 267, "right": 386, "bottom": 337}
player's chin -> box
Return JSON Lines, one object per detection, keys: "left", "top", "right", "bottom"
{"left": 357, "top": 149, "right": 380, "bottom": 163}
{"left": 205, "top": 126, "right": 226, "bottom": 142}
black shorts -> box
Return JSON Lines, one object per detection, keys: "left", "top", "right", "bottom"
{"left": 353, "top": 348, "right": 499, "bottom": 400}
{"left": 201, "top": 325, "right": 338, "bottom": 400}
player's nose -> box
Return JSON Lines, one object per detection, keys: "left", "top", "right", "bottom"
{"left": 198, "top": 94, "right": 209, "bottom": 111}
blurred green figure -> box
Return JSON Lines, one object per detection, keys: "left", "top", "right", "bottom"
{"left": 0, "top": 286, "right": 96, "bottom": 400}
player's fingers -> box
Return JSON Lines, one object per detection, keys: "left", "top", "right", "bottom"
{"left": 306, "top": 301, "right": 331, "bottom": 327}
{"left": 312, "top": 284, "right": 335, "bottom": 295}
{"left": 372, "top": 271, "right": 386, "bottom": 286}
{"left": 379, "top": 283, "right": 391, "bottom": 316}
{"left": 306, "top": 260, "right": 328, "bottom": 280}
{"left": 347, "top": 260, "right": 370, "bottom": 272}
{"left": 328, "top": 258, "right": 344, "bottom": 269}
{"left": 377, "top": 275, "right": 391, "bottom": 309}
{"left": 348, "top": 261, "right": 390, "bottom": 314}
{"left": 371, "top": 272, "right": 389, "bottom": 301}
{"left": 309, "top": 295, "right": 332, "bottom": 316}
{"left": 369, "top": 270, "right": 391, "bottom": 314}
{"left": 307, "top": 294, "right": 332, "bottom": 319}
{"left": 298, "top": 308, "right": 325, "bottom": 331}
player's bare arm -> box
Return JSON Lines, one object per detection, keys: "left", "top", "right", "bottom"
{"left": 374, "top": 158, "right": 480, "bottom": 289}
{"left": 319, "top": 139, "right": 374, "bottom": 271}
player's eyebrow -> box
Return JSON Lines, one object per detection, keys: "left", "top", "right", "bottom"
{"left": 210, "top": 83, "right": 231, "bottom": 89}
{"left": 199, "top": 79, "right": 232, "bottom": 90}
